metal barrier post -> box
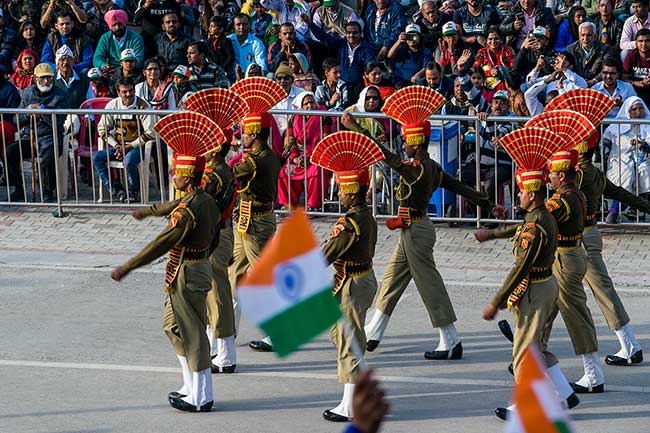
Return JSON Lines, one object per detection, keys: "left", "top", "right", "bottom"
{"left": 51, "top": 113, "right": 68, "bottom": 218}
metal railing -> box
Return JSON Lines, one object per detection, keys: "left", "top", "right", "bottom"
{"left": 0, "top": 107, "right": 649, "bottom": 226}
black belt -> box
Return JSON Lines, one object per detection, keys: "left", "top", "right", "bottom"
{"left": 408, "top": 208, "right": 428, "bottom": 219}
{"left": 584, "top": 213, "right": 596, "bottom": 227}
{"left": 530, "top": 267, "right": 552, "bottom": 281}
{"left": 251, "top": 202, "right": 273, "bottom": 215}
{"left": 557, "top": 239, "right": 579, "bottom": 248}
{"left": 184, "top": 248, "right": 210, "bottom": 261}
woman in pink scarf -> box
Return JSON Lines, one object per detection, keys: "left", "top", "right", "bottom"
{"left": 11, "top": 49, "right": 39, "bottom": 91}
{"left": 278, "top": 92, "right": 334, "bottom": 211}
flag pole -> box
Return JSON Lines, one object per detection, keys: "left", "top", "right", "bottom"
{"left": 340, "top": 316, "right": 368, "bottom": 372}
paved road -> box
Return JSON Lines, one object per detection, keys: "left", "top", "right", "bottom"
{"left": 1, "top": 209, "right": 649, "bottom": 433}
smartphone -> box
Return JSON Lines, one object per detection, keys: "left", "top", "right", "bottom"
{"left": 515, "top": 12, "right": 524, "bottom": 21}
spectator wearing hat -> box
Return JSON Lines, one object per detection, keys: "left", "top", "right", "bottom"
{"left": 623, "top": 28, "right": 650, "bottom": 106}
{"left": 435, "top": 22, "right": 473, "bottom": 75}
{"left": 499, "top": 0, "right": 556, "bottom": 50}
{"left": 207, "top": 16, "right": 236, "bottom": 79}
{"left": 363, "top": 0, "right": 405, "bottom": 60}
{"left": 187, "top": 40, "right": 230, "bottom": 89}
{"left": 620, "top": 0, "right": 650, "bottom": 57}
{"left": 0, "top": 8, "right": 16, "bottom": 71}
{"left": 112, "top": 48, "right": 143, "bottom": 83}
{"left": 40, "top": 0, "right": 88, "bottom": 31}
{"left": 5, "top": 63, "right": 69, "bottom": 202}
{"left": 593, "top": 56, "right": 636, "bottom": 117}
{"left": 155, "top": 12, "right": 191, "bottom": 72}
{"left": 93, "top": 10, "right": 145, "bottom": 72}
{"left": 513, "top": 25, "right": 555, "bottom": 77}
{"left": 272, "top": 63, "right": 304, "bottom": 137}
{"left": 452, "top": 0, "right": 500, "bottom": 54}
{"left": 413, "top": 0, "right": 452, "bottom": 53}
{"left": 134, "top": 0, "right": 179, "bottom": 56}
{"left": 388, "top": 23, "right": 433, "bottom": 85}
{"left": 54, "top": 45, "right": 90, "bottom": 108}
{"left": 228, "top": 13, "right": 268, "bottom": 75}
{"left": 289, "top": 52, "right": 319, "bottom": 91}
{"left": 567, "top": 22, "right": 612, "bottom": 85}
{"left": 41, "top": 12, "right": 94, "bottom": 75}
{"left": 594, "top": 0, "right": 625, "bottom": 56}
{"left": 267, "top": 22, "right": 312, "bottom": 73}
{"left": 555, "top": 5, "right": 587, "bottom": 53}
{"left": 313, "top": 0, "right": 358, "bottom": 38}
{"left": 11, "top": 49, "right": 39, "bottom": 91}
{"left": 87, "top": 67, "right": 115, "bottom": 97}
{"left": 170, "top": 64, "right": 196, "bottom": 107}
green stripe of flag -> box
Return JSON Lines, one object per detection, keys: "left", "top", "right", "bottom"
{"left": 260, "top": 287, "right": 342, "bottom": 357}
{"left": 553, "top": 420, "right": 573, "bottom": 433}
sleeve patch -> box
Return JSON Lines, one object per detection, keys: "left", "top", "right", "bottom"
{"left": 521, "top": 239, "right": 529, "bottom": 249}
{"left": 546, "top": 199, "right": 561, "bottom": 211}
{"left": 168, "top": 210, "right": 185, "bottom": 228}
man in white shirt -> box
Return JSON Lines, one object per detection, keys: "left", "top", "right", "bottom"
{"left": 592, "top": 56, "right": 637, "bottom": 116}
{"left": 271, "top": 63, "right": 305, "bottom": 136}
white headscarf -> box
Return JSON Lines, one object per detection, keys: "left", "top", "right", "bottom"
{"left": 291, "top": 91, "right": 314, "bottom": 110}
{"left": 355, "top": 86, "right": 380, "bottom": 113}
{"left": 605, "top": 96, "right": 650, "bottom": 137}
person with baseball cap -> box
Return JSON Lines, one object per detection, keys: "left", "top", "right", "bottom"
{"left": 388, "top": 23, "right": 434, "bottom": 84}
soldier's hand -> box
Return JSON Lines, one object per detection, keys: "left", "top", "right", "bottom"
{"left": 132, "top": 208, "right": 147, "bottom": 220}
{"left": 482, "top": 303, "right": 498, "bottom": 321}
{"left": 352, "top": 370, "right": 389, "bottom": 433}
{"left": 474, "top": 229, "right": 490, "bottom": 242}
{"left": 111, "top": 266, "right": 129, "bottom": 281}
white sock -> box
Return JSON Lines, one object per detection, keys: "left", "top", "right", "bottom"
{"left": 214, "top": 336, "right": 237, "bottom": 367}
{"left": 436, "top": 324, "right": 460, "bottom": 351}
{"left": 575, "top": 352, "right": 605, "bottom": 388}
{"left": 261, "top": 335, "right": 272, "bottom": 345}
{"left": 546, "top": 364, "right": 574, "bottom": 401}
{"left": 182, "top": 368, "right": 213, "bottom": 409}
{"left": 614, "top": 324, "right": 642, "bottom": 359}
{"left": 207, "top": 325, "right": 217, "bottom": 357}
{"left": 330, "top": 383, "right": 355, "bottom": 418}
{"left": 233, "top": 297, "right": 241, "bottom": 335}
{"left": 177, "top": 355, "right": 193, "bottom": 396}
{"left": 506, "top": 403, "right": 515, "bottom": 410}
{"left": 364, "top": 309, "right": 390, "bottom": 342}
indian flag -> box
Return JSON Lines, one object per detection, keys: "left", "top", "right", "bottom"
{"left": 238, "top": 208, "right": 342, "bottom": 357}
{"left": 505, "top": 345, "right": 575, "bottom": 433}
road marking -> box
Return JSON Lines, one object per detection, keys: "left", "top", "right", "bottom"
{"left": 0, "top": 359, "right": 649, "bottom": 393}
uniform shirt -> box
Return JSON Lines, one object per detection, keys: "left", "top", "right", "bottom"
{"left": 322, "top": 203, "right": 377, "bottom": 265}
{"left": 545, "top": 184, "right": 587, "bottom": 241}
{"left": 232, "top": 144, "right": 282, "bottom": 204}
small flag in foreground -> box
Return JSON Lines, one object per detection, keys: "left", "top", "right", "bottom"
{"left": 505, "top": 345, "right": 575, "bottom": 433}
{"left": 238, "top": 208, "right": 342, "bottom": 357}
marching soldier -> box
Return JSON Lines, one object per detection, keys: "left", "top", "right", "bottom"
{"left": 111, "top": 112, "right": 222, "bottom": 412}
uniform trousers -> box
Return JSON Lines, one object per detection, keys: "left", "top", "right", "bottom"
{"left": 373, "top": 218, "right": 457, "bottom": 328}
{"left": 206, "top": 225, "right": 236, "bottom": 338}
{"left": 228, "top": 213, "right": 276, "bottom": 289}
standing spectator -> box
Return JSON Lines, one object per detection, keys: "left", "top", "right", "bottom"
{"left": 623, "top": 28, "right": 650, "bottom": 105}
{"left": 6, "top": 63, "right": 68, "bottom": 202}
{"left": 452, "top": 0, "right": 500, "bottom": 53}
{"left": 87, "top": 67, "right": 116, "bottom": 97}
{"left": 135, "top": 57, "right": 176, "bottom": 109}
{"left": 0, "top": 64, "right": 20, "bottom": 173}
{"left": 155, "top": 12, "right": 191, "bottom": 72}
{"left": 512, "top": 25, "right": 554, "bottom": 77}
{"left": 593, "top": 56, "right": 636, "bottom": 116}
{"left": 267, "top": 22, "right": 311, "bottom": 73}
{"left": 313, "top": 0, "right": 358, "bottom": 38}
{"left": 554, "top": 5, "right": 586, "bottom": 52}
{"left": 261, "top": 0, "right": 311, "bottom": 42}
{"left": 413, "top": 0, "right": 452, "bottom": 53}
{"left": 11, "top": 49, "right": 38, "bottom": 90}
{"left": 567, "top": 22, "right": 612, "bottom": 85}
{"left": 0, "top": 8, "right": 16, "bottom": 70}
{"left": 207, "top": 16, "right": 235, "bottom": 79}
{"left": 40, "top": 0, "right": 88, "bottom": 31}
{"left": 363, "top": 61, "right": 394, "bottom": 100}
{"left": 93, "top": 10, "right": 145, "bottom": 71}
{"left": 594, "top": 0, "right": 625, "bottom": 55}
{"left": 134, "top": 0, "right": 179, "bottom": 56}
{"left": 12, "top": 21, "right": 44, "bottom": 64}
{"left": 314, "top": 56, "right": 342, "bottom": 110}
{"left": 228, "top": 13, "right": 267, "bottom": 75}
{"left": 187, "top": 40, "right": 230, "bottom": 89}
{"left": 435, "top": 22, "right": 473, "bottom": 75}
{"left": 420, "top": 60, "right": 454, "bottom": 99}
{"left": 54, "top": 45, "right": 90, "bottom": 108}
{"left": 473, "top": 28, "right": 515, "bottom": 92}
{"left": 621, "top": 0, "right": 650, "bottom": 57}
{"left": 499, "top": 0, "right": 556, "bottom": 49}
{"left": 85, "top": 0, "right": 118, "bottom": 42}
{"left": 387, "top": 23, "right": 433, "bottom": 85}
{"left": 250, "top": 0, "right": 275, "bottom": 43}
{"left": 363, "top": 0, "right": 405, "bottom": 61}
{"left": 41, "top": 13, "right": 94, "bottom": 74}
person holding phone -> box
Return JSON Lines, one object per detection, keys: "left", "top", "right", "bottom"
{"left": 499, "top": 0, "right": 556, "bottom": 49}
{"left": 387, "top": 23, "right": 433, "bottom": 84}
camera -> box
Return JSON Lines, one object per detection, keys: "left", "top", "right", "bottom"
{"left": 405, "top": 33, "right": 419, "bottom": 42}
{"left": 542, "top": 55, "right": 556, "bottom": 65}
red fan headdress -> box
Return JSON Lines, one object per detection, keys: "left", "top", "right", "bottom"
{"left": 548, "top": 149, "right": 580, "bottom": 172}
{"left": 311, "top": 131, "right": 384, "bottom": 194}
{"left": 230, "top": 77, "right": 287, "bottom": 134}
{"left": 525, "top": 109, "right": 594, "bottom": 150}
{"left": 498, "top": 127, "right": 569, "bottom": 192}
{"left": 382, "top": 85, "right": 446, "bottom": 146}
{"left": 545, "top": 89, "right": 614, "bottom": 128}
{"left": 184, "top": 88, "right": 250, "bottom": 144}
{"left": 154, "top": 112, "right": 225, "bottom": 176}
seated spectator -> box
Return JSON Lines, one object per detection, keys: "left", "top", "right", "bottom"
{"left": 0, "top": 8, "right": 16, "bottom": 71}
{"left": 289, "top": 52, "right": 318, "bottom": 91}
{"left": 441, "top": 74, "right": 489, "bottom": 140}
{"left": 11, "top": 49, "right": 38, "bottom": 91}
{"left": 473, "top": 28, "right": 514, "bottom": 93}
{"left": 250, "top": 0, "right": 275, "bottom": 43}
{"left": 363, "top": 61, "right": 394, "bottom": 101}
{"left": 87, "top": 67, "right": 116, "bottom": 98}
{"left": 271, "top": 63, "right": 304, "bottom": 137}
{"left": 413, "top": 0, "right": 452, "bottom": 53}
{"left": 94, "top": 76, "right": 155, "bottom": 203}
{"left": 603, "top": 95, "right": 650, "bottom": 222}
{"left": 314, "top": 57, "right": 343, "bottom": 110}
{"left": 278, "top": 92, "right": 333, "bottom": 210}
{"left": 135, "top": 57, "right": 176, "bottom": 109}
{"left": 419, "top": 60, "right": 454, "bottom": 100}
{"left": 84, "top": 0, "right": 118, "bottom": 43}
{"left": 94, "top": 10, "right": 145, "bottom": 72}
{"left": 499, "top": 0, "right": 556, "bottom": 50}
{"left": 170, "top": 64, "right": 196, "bottom": 107}
{"left": 435, "top": 22, "right": 473, "bottom": 76}
{"left": 261, "top": 0, "right": 311, "bottom": 42}
{"left": 176, "top": 0, "right": 197, "bottom": 40}
{"left": 155, "top": 12, "right": 191, "bottom": 73}
{"left": 6, "top": 63, "right": 68, "bottom": 202}
{"left": 513, "top": 25, "right": 554, "bottom": 78}
{"left": 41, "top": 12, "right": 94, "bottom": 74}
{"left": 54, "top": 45, "right": 90, "bottom": 108}
{"left": 344, "top": 85, "right": 389, "bottom": 143}
{"left": 40, "top": 0, "right": 88, "bottom": 31}
{"left": 363, "top": 0, "right": 405, "bottom": 60}
{"left": 187, "top": 40, "right": 230, "bottom": 89}
{"left": 452, "top": 0, "right": 501, "bottom": 53}
{"left": 594, "top": 0, "right": 625, "bottom": 55}
{"left": 621, "top": 0, "right": 650, "bottom": 58}
{"left": 0, "top": 63, "right": 20, "bottom": 165}
{"left": 228, "top": 13, "right": 267, "bottom": 75}
{"left": 206, "top": 16, "right": 235, "bottom": 80}
{"left": 555, "top": 6, "right": 586, "bottom": 52}
{"left": 112, "top": 48, "right": 143, "bottom": 83}
{"left": 469, "top": 66, "right": 493, "bottom": 102}
{"left": 12, "top": 21, "right": 43, "bottom": 66}
{"left": 134, "top": 0, "right": 179, "bottom": 56}
{"left": 593, "top": 56, "right": 636, "bottom": 116}
{"left": 526, "top": 51, "right": 587, "bottom": 90}
{"left": 504, "top": 70, "right": 530, "bottom": 116}
{"left": 567, "top": 22, "right": 612, "bottom": 85}
{"left": 312, "top": 0, "right": 358, "bottom": 38}
{"left": 623, "top": 28, "right": 650, "bottom": 105}
{"left": 267, "top": 22, "right": 311, "bottom": 73}
{"left": 387, "top": 23, "right": 433, "bottom": 85}
{"left": 546, "top": 0, "right": 577, "bottom": 23}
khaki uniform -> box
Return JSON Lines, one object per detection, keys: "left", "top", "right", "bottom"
{"left": 322, "top": 204, "right": 378, "bottom": 383}
{"left": 124, "top": 189, "right": 220, "bottom": 372}
{"left": 543, "top": 184, "right": 598, "bottom": 356}
{"left": 578, "top": 160, "right": 650, "bottom": 330}
{"left": 229, "top": 145, "right": 282, "bottom": 289}
{"left": 202, "top": 161, "right": 236, "bottom": 338}
{"left": 487, "top": 206, "right": 559, "bottom": 375}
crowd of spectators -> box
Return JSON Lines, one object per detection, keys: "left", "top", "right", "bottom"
{"left": 1, "top": 0, "right": 649, "bottom": 217}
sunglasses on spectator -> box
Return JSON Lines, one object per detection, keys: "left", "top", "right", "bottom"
{"left": 275, "top": 75, "right": 291, "bottom": 81}
{"left": 365, "top": 95, "right": 380, "bottom": 101}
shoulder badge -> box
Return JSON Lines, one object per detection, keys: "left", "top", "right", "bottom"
{"left": 169, "top": 210, "right": 185, "bottom": 228}
{"left": 330, "top": 217, "right": 348, "bottom": 238}
{"left": 546, "top": 199, "right": 561, "bottom": 211}
{"left": 525, "top": 222, "right": 536, "bottom": 228}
